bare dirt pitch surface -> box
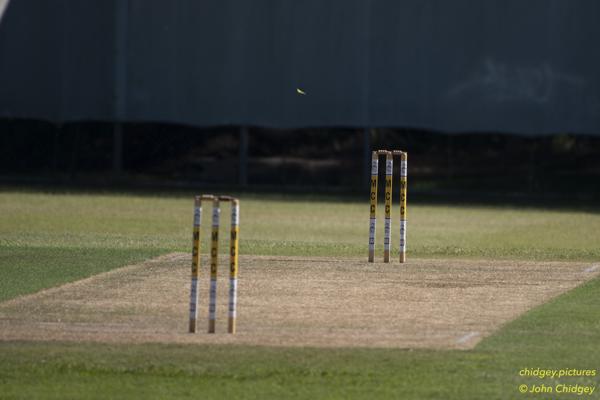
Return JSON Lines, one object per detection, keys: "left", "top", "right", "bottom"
{"left": 0, "top": 254, "right": 598, "bottom": 349}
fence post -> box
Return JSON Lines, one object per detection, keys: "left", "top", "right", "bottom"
{"left": 239, "top": 126, "right": 249, "bottom": 186}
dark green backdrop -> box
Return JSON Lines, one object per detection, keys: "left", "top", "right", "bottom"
{"left": 0, "top": 0, "right": 599, "bottom": 134}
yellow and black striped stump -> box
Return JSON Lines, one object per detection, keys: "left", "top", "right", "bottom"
{"left": 368, "top": 151, "right": 379, "bottom": 262}
{"left": 228, "top": 199, "right": 240, "bottom": 333}
{"left": 399, "top": 152, "right": 408, "bottom": 263}
{"left": 383, "top": 152, "right": 393, "bottom": 262}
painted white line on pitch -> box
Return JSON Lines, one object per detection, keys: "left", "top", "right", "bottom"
{"left": 456, "top": 331, "right": 479, "bottom": 345}
{"left": 584, "top": 264, "right": 600, "bottom": 273}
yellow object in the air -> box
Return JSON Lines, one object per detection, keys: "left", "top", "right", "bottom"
{"left": 296, "top": 88, "right": 306, "bottom": 95}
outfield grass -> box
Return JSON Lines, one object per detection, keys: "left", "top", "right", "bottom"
{"left": 1, "top": 274, "right": 599, "bottom": 400}
{"left": 1, "top": 189, "right": 599, "bottom": 399}
{"left": 0, "top": 247, "right": 162, "bottom": 302}
{"left": 2, "top": 190, "right": 600, "bottom": 260}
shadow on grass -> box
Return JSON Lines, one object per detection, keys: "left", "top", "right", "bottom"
{"left": 2, "top": 179, "right": 600, "bottom": 214}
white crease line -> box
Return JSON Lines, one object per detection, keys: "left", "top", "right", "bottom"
{"left": 456, "top": 331, "right": 479, "bottom": 345}
{"left": 584, "top": 264, "right": 600, "bottom": 273}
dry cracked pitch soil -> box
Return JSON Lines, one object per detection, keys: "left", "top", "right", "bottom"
{"left": 0, "top": 254, "right": 597, "bottom": 349}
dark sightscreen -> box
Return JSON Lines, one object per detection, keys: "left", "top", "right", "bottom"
{"left": 0, "top": 0, "right": 599, "bottom": 134}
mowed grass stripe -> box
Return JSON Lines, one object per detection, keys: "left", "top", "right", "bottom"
{"left": 0, "top": 246, "right": 163, "bottom": 302}
{"left": 1, "top": 190, "right": 599, "bottom": 399}
{"left": 478, "top": 271, "right": 600, "bottom": 355}
{"left": 2, "top": 191, "right": 600, "bottom": 260}
{"left": 1, "top": 274, "right": 598, "bottom": 399}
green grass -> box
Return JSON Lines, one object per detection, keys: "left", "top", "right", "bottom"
{"left": 0, "top": 343, "right": 495, "bottom": 399}
{"left": 2, "top": 273, "right": 599, "bottom": 400}
{"left": 480, "top": 270, "right": 600, "bottom": 355}
{"left": 0, "top": 246, "right": 162, "bottom": 302}
{"left": 2, "top": 191, "right": 600, "bottom": 260}
{"left": 1, "top": 189, "right": 599, "bottom": 399}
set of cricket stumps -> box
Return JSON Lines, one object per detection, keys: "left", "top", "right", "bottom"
{"left": 369, "top": 150, "right": 408, "bottom": 263}
{"left": 188, "top": 195, "right": 239, "bottom": 334}
{"left": 187, "top": 150, "right": 407, "bottom": 334}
